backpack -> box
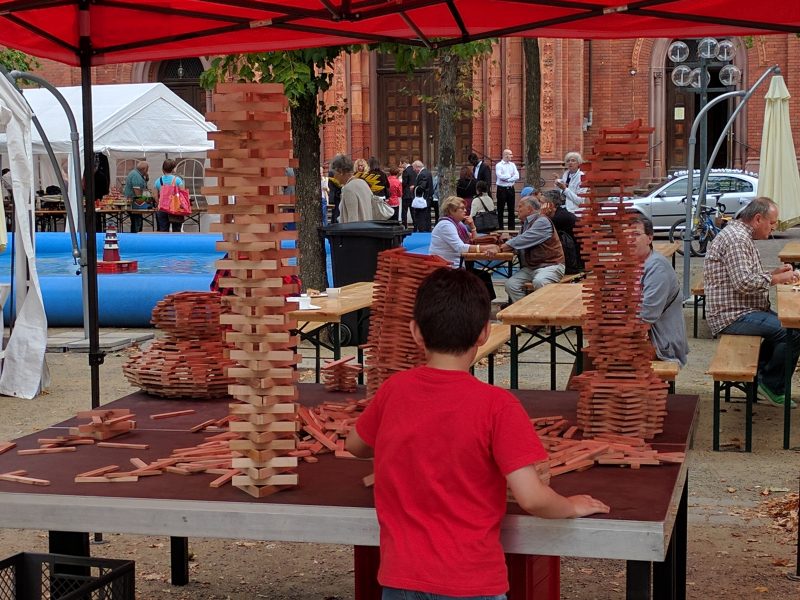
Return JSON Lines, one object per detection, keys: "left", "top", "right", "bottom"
{"left": 558, "top": 230, "right": 583, "bottom": 275}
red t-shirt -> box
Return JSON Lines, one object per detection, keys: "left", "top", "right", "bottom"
{"left": 387, "top": 175, "right": 402, "bottom": 207}
{"left": 356, "top": 366, "right": 548, "bottom": 596}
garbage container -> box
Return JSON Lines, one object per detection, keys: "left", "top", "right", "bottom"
{"left": 320, "top": 221, "right": 411, "bottom": 345}
{"left": 321, "top": 220, "right": 411, "bottom": 286}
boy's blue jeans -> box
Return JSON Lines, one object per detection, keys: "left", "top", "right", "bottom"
{"left": 382, "top": 588, "right": 506, "bottom": 600}
{"left": 721, "top": 309, "right": 800, "bottom": 395}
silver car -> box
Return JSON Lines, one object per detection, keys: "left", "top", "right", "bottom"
{"left": 629, "top": 171, "right": 758, "bottom": 231}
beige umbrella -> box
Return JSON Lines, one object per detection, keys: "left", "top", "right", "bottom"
{"left": 758, "top": 75, "right": 800, "bottom": 230}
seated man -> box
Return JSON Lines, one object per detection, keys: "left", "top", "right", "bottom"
{"left": 631, "top": 214, "right": 689, "bottom": 366}
{"left": 704, "top": 196, "right": 800, "bottom": 407}
{"left": 500, "top": 195, "right": 565, "bottom": 304}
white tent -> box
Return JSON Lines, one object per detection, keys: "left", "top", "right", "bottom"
{"left": 0, "top": 73, "right": 49, "bottom": 399}
{"left": 0, "top": 83, "right": 215, "bottom": 211}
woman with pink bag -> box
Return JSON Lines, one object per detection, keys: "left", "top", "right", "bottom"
{"left": 154, "top": 159, "right": 190, "bottom": 232}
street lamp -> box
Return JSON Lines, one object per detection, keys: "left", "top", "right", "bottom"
{"left": 669, "top": 38, "right": 741, "bottom": 184}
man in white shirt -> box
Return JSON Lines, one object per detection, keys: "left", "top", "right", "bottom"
{"left": 495, "top": 149, "right": 520, "bottom": 230}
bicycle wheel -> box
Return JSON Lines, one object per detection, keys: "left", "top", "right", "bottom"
{"left": 668, "top": 217, "right": 704, "bottom": 257}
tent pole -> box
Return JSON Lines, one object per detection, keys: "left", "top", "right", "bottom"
{"left": 79, "top": 7, "right": 103, "bottom": 409}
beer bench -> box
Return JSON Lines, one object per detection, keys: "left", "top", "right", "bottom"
{"left": 651, "top": 360, "right": 680, "bottom": 394}
{"left": 691, "top": 278, "right": 705, "bottom": 338}
{"left": 707, "top": 334, "right": 761, "bottom": 452}
{"left": 471, "top": 323, "right": 511, "bottom": 384}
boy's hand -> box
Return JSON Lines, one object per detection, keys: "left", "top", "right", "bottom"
{"left": 569, "top": 494, "right": 610, "bottom": 517}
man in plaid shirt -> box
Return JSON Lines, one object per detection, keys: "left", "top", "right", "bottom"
{"left": 704, "top": 197, "right": 800, "bottom": 407}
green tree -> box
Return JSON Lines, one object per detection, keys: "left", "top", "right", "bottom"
{"left": 201, "top": 48, "right": 356, "bottom": 291}
{"left": 523, "top": 39, "right": 542, "bottom": 188}
{"left": 0, "top": 49, "right": 39, "bottom": 74}
{"left": 379, "top": 41, "right": 494, "bottom": 199}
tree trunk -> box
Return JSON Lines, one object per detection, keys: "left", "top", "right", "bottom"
{"left": 436, "top": 53, "right": 461, "bottom": 200}
{"left": 523, "top": 39, "right": 542, "bottom": 189}
{"left": 290, "top": 91, "right": 326, "bottom": 292}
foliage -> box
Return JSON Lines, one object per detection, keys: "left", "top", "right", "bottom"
{"left": 200, "top": 46, "right": 359, "bottom": 124}
{"left": 0, "top": 49, "right": 39, "bottom": 73}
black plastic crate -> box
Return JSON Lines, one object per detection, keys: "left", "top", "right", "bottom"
{"left": 0, "top": 553, "right": 134, "bottom": 600}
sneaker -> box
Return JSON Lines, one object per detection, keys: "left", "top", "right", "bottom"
{"left": 757, "top": 382, "right": 797, "bottom": 408}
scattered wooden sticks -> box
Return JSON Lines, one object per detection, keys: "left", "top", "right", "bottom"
{"left": 0, "top": 470, "right": 50, "bottom": 486}
{"left": 69, "top": 409, "right": 136, "bottom": 441}
{"left": 150, "top": 409, "right": 196, "bottom": 420}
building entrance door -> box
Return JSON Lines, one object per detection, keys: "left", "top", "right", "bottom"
{"left": 664, "top": 41, "right": 732, "bottom": 174}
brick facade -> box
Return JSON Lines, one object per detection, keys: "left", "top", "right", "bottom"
{"left": 25, "top": 35, "right": 800, "bottom": 189}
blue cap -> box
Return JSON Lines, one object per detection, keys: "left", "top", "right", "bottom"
{"left": 520, "top": 186, "right": 535, "bottom": 197}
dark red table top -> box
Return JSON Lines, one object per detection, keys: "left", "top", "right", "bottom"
{"left": 0, "top": 385, "right": 698, "bottom": 523}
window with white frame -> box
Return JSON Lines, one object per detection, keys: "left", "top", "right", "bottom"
{"left": 175, "top": 158, "right": 206, "bottom": 208}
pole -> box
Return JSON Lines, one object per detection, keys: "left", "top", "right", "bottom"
{"left": 79, "top": 2, "right": 104, "bottom": 409}
{"left": 681, "top": 66, "right": 779, "bottom": 300}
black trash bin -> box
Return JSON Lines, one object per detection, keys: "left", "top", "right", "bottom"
{"left": 321, "top": 221, "right": 411, "bottom": 345}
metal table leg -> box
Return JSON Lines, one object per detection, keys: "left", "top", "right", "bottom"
{"left": 550, "top": 326, "right": 557, "bottom": 391}
{"left": 511, "top": 325, "right": 519, "bottom": 389}
{"left": 170, "top": 536, "right": 189, "bottom": 585}
{"left": 784, "top": 329, "right": 793, "bottom": 449}
{"left": 626, "top": 560, "right": 652, "bottom": 600}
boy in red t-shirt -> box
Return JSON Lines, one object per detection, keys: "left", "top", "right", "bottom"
{"left": 346, "top": 268, "right": 609, "bottom": 599}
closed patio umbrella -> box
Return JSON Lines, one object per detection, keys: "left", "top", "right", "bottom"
{"left": 758, "top": 75, "right": 800, "bottom": 230}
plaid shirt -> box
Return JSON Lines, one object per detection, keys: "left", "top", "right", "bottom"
{"left": 703, "top": 219, "right": 771, "bottom": 335}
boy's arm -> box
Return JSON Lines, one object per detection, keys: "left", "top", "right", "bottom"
{"left": 506, "top": 465, "right": 610, "bottom": 519}
{"left": 345, "top": 427, "right": 374, "bottom": 459}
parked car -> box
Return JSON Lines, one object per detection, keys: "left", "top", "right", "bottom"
{"left": 628, "top": 171, "right": 758, "bottom": 231}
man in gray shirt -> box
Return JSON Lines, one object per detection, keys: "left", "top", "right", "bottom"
{"left": 631, "top": 214, "right": 688, "bottom": 366}
{"left": 499, "top": 196, "right": 565, "bottom": 303}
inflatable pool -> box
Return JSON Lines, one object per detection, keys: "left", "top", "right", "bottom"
{"left": 0, "top": 231, "right": 437, "bottom": 327}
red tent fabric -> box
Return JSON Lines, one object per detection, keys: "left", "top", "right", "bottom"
{"left": 2, "top": 0, "right": 799, "bottom": 66}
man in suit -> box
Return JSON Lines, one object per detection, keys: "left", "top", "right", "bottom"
{"left": 400, "top": 159, "right": 417, "bottom": 227}
{"left": 468, "top": 152, "right": 491, "bottom": 198}
{"left": 412, "top": 160, "right": 433, "bottom": 232}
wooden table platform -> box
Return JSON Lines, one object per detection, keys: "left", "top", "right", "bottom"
{"left": 775, "top": 285, "right": 800, "bottom": 449}
{"left": 778, "top": 241, "right": 800, "bottom": 265}
{"left": 288, "top": 282, "right": 374, "bottom": 382}
{"left": 654, "top": 241, "right": 682, "bottom": 268}
{"left": 498, "top": 283, "right": 586, "bottom": 389}
{"left": 0, "top": 385, "right": 698, "bottom": 600}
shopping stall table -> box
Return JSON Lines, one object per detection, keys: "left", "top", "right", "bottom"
{"left": 0, "top": 385, "right": 697, "bottom": 600}
{"left": 498, "top": 282, "right": 586, "bottom": 389}
{"left": 288, "top": 282, "right": 374, "bottom": 383}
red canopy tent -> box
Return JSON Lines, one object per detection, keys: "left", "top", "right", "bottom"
{"left": 1, "top": 0, "right": 798, "bottom": 407}
{"left": 2, "top": 1, "right": 799, "bottom": 65}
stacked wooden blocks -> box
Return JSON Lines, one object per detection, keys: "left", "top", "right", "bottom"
{"left": 321, "top": 356, "right": 362, "bottom": 392}
{"left": 363, "top": 248, "right": 449, "bottom": 396}
{"left": 123, "top": 291, "right": 236, "bottom": 399}
{"left": 573, "top": 120, "right": 668, "bottom": 440}
{"left": 205, "top": 83, "right": 300, "bottom": 498}
{"left": 69, "top": 409, "right": 136, "bottom": 440}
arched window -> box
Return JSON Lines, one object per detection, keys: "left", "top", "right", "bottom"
{"left": 158, "top": 58, "right": 206, "bottom": 115}
{"left": 175, "top": 158, "right": 206, "bottom": 209}
{"left": 115, "top": 159, "right": 139, "bottom": 191}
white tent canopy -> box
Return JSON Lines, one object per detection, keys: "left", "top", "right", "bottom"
{"left": 0, "top": 82, "right": 215, "bottom": 191}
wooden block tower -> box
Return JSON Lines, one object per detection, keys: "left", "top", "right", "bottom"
{"left": 363, "top": 248, "right": 449, "bottom": 396}
{"left": 573, "top": 120, "right": 668, "bottom": 440}
{"left": 204, "top": 83, "right": 300, "bottom": 498}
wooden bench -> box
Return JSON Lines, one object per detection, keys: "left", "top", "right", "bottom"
{"left": 707, "top": 334, "right": 762, "bottom": 452}
{"left": 691, "top": 277, "right": 705, "bottom": 338}
{"left": 651, "top": 360, "right": 680, "bottom": 394}
{"left": 470, "top": 323, "right": 511, "bottom": 384}
{"left": 522, "top": 272, "right": 585, "bottom": 293}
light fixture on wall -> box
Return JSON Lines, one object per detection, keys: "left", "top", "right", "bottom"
{"left": 629, "top": 68, "right": 638, "bottom": 76}
{"left": 177, "top": 59, "right": 185, "bottom": 79}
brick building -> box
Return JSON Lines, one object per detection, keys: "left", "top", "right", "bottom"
{"left": 29, "top": 36, "right": 800, "bottom": 190}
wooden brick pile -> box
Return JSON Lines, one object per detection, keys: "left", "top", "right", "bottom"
{"left": 123, "top": 291, "right": 236, "bottom": 399}
{"left": 531, "top": 416, "right": 684, "bottom": 484}
{"left": 363, "top": 248, "right": 449, "bottom": 396}
{"left": 69, "top": 409, "right": 135, "bottom": 440}
{"left": 205, "top": 83, "right": 300, "bottom": 498}
{"left": 295, "top": 399, "right": 369, "bottom": 461}
{"left": 321, "top": 356, "right": 362, "bottom": 392}
{"left": 573, "top": 120, "right": 668, "bottom": 440}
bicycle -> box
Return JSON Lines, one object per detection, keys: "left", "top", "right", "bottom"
{"left": 668, "top": 202, "right": 728, "bottom": 257}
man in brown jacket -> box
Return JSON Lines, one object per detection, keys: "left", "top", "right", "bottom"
{"left": 500, "top": 195, "right": 565, "bottom": 303}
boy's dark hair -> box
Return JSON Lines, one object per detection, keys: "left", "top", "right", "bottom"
{"left": 389, "top": 166, "right": 400, "bottom": 176}
{"left": 413, "top": 268, "right": 490, "bottom": 355}
{"left": 476, "top": 180, "right": 488, "bottom": 194}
